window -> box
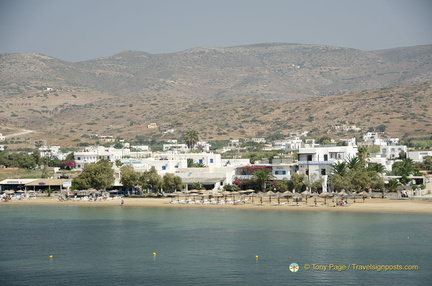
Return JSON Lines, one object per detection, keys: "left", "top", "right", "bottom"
{"left": 199, "top": 159, "right": 203, "bottom": 164}
{"left": 162, "top": 166, "right": 166, "bottom": 170}
{"left": 210, "top": 159, "right": 214, "bottom": 163}
{"left": 282, "top": 170, "right": 287, "bottom": 175}
{"left": 275, "top": 171, "right": 279, "bottom": 175}
{"left": 321, "top": 169, "right": 326, "bottom": 175}
{"left": 77, "top": 157, "right": 81, "bottom": 160}
{"left": 324, "top": 154, "right": 328, "bottom": 161}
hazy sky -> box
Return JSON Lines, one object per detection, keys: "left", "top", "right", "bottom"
{"left": 1, "top": 0, "right": 431, "bottom": 62}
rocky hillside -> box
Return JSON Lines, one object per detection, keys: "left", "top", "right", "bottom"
{"left": 0, "top": 43, "right": 431, "bottom": 148}
{"left": 1, "top": 43, "right": 431, "bottom": 99}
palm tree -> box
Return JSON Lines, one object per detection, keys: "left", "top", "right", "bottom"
{"left": 367, "top": 163, "right": 386, "bottom": 174}
{"left": 253, "top": 168, "right": 275, "bottom": 192}
{"left": 357, "top": 147, "right": 369, "bottom": 167}
{"left": 183, "top": 130, "right": 199, "bottom": 150}
{"left": 386, "top": 179, "right": 401, "bottom": 198}
{"left": 332, "top": 161, "right": 348, "bottom": 176}
{"left": 346, "top": 156, "right": 362, "bottom": 170}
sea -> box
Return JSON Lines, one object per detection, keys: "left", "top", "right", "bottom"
{"left": 0, "top": 205, "right": 430, "bottom": 286}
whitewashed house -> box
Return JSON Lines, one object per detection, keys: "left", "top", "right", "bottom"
{"left": 380, "top": 145, "right": 407, "bottom": 159}
{"left": 407, "top": 151, "right": 432, "bottom": 162}
{"left": 74, "top": 146, "right": 131, "bottom": 170}
{"left": 297, "top": 144, "right": 358, "bottom": 192}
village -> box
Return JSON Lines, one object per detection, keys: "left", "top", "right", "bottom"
{"left": 0, "top": 130, "right": 431, "bottom": 200}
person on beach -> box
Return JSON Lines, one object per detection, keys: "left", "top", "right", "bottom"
{"left": 121, "top": 199, "right": 124, "bottom": 206}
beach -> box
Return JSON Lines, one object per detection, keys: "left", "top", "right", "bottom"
{"left": 3, "top": 196, "right": 432, "bottom": 214}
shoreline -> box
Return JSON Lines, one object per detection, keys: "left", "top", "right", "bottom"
{"left": 2, "top": 197, "right": 432, "bottom": 214}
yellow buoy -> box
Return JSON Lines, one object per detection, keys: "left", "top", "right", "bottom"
{"left": 49, "top": 255, "right": 53, "bottom": 259}
{"left": 153, "top": 252, "right": 157, "bottom": 256}
{"left": 255, "top": 255, "right": 259, "bottom": 260}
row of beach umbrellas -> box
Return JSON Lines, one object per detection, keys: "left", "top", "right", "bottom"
{"left": 167, "top": 189, "right": 370, "bottom": 204}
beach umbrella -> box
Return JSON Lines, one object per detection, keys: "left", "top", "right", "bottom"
{"left": 311, "top": 193, "right": 320, "bottom": 206}
{"left": 282, "top": 191, "right": 293, "bottom": 203}
{"left": 293, "top": 192, "right": 302, "bottom": 205}
{"left": 319, "top": 191, "right": 331, "bottom": 205}
{"left": 267, "top": 191, "right": 276, "bottom": 204}
{"left": 302, "top": 190, "right": 311, "bottom": 204}
{"left": 170, "top": 191, "right": 182, "bottom": 202}
{"left": 359, "top": 190, "right": 369, "bottom": 202}
{"left": 338, "top": 190, "right": 347, "bottom": 196}
{"left": 231, "top": 191, "right": 240, "bottom": 204}
{"left": 248, "top": 192, "right": 257, "bottom": 204}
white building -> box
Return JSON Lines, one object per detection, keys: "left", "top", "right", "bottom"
{"left": 0, "top": 134, "right": 5, "bottom": 141}
{"left": 380, "top": 145, "right": 407, "bottom": 159}
{"left": 163, "top": 143, "right": 188, "bottom": 152}
{"left": 131, "top": 145, "right": 150, "bottom": 152}
{"left": 407, "top": 151, "right": 432, "bottom": 162}
{"left": 74, "top": 146, "right": 131, "bottom": 170}
{"left": 297, "top": 144, "right": 358, "bottom": 192}
{"left": 367, "top": 154, "right": 393, "bottom": 172}
{"left": 273, "top": 137, "right": 303, "bottom": 152}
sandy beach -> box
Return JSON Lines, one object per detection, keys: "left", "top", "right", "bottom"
{"left": 2, "top": 196, "right": 432, "bottom": 214}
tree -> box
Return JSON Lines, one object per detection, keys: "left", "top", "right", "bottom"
{"left": 183, "top": 130, "right": 199, "bottom": 150}
{"left": 331, "top": 161, "right": 348, "bottom": 177}
{"left": 386, "top": 179, "right": 401, "bottom": 193}
{"left": 366, "top": 163, "right": 386, "bottom": 174}
{"left": 139, "top": 167, "right": 162, "bottom": 194}
{"left": 304, "top": 174, "right": 324, "bottom": 193}
{"left": 391, "top": 158, "right": 416, "bottom": 177}
{"left": 115, "top": 159, "right": 123, "bottom": 167}
{"left": 223, "top": 184, "right": 240, "bottom": 192}
{"left": 60, "top": 153, "right": 76, "bottom": 170}
{"left": 417, "top": 156, "right": 432, "bottom": 171}
{"left": 328, "top": 173, "right": 352, "bottom": 192}
{"left": 120, "top": 164, "right": 139, "bottom": 193}
{"left": 72, "top": 159, "right": 114, "bottom": 190}
{"left": 346, "top": 156, "right": 362, "bottom": 170}
{"left": 252, "top": 168, "right": 275, "bottom": 192}
{"left": 162, "top": 173, "right": 183, "bottom": 193}
{"left": 289, "top": 173, "right": 306, "bottom": 193}
{"left": 357, "top": 147, "right": 369, "bottom": 167}
{"left": 317, "top": 136, "right": 332, "bottom": 145}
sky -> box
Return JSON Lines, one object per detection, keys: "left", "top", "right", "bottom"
{"left": 0, "top": 0, "right": 431, "bottom": 62}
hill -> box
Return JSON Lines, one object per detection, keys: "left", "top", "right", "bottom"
{"left": 0, "top": 43, "right": 431, "bottom": 148}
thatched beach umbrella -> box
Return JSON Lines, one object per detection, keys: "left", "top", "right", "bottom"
{"left": 267, "top": 191, "right": 276, "bottom": 204}
{"left": 319, "top": 191, "right": 332, "bottom": 205}
{"left": 214, "top": 192, "right": 223, "bottom": 203}
{"left": 282, "top": 191, "right": 293, "bottom": 203}
{"left": 311, "top": 192, "right": 320, "bottom": 206}
{"left": 359, "top": 190, "right": 369, "bottom": 202}
{"left": 293, "top": 192, "right": 303, "bottom": 206}
{"left": 302, "top": 190, "right": 311, "bottom": 204}
{"left": 248, "top": 192, "right": 257, "bottom": 204}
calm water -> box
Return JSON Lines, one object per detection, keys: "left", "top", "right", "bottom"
{"left": 0, "top": 206, "right": 430, "bottom": 286}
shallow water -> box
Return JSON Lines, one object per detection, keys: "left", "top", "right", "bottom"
{"left": 0, "top": 206, "right": 430, "bottom": 285}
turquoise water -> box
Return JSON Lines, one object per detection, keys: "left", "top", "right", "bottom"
{"left": 0, "top": 206, "right": 430, "bottom": 286}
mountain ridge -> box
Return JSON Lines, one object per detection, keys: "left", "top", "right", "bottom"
{"left": 0, "top": 43, "right": 431, "bottom": 148}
